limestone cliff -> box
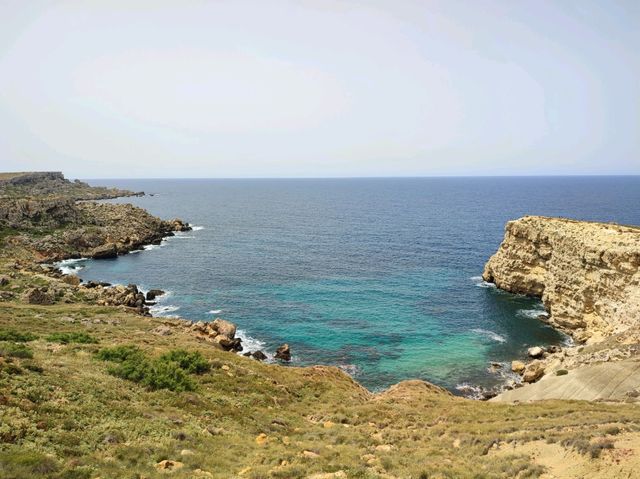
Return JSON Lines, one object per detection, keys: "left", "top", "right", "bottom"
{"left": 483, "top": 216, "right": 640, "bottom": 343}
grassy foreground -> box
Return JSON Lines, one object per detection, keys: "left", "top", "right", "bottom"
{"left": 2, "top": 301, "right": 640, "bottom": 479}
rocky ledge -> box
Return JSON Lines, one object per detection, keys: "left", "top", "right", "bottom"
{"left": 483, "top": 216, "right": 640, "bottom": 344}
{"left": 483, "top": 216, "right": 640, "bottom": 401}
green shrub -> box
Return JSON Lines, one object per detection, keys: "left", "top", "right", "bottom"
{"left": 2, "top": 363, "right": 23, "bottom": 375}
{"left": 96, "top": 345, "right": 143, "bottom": 362}
{"left": 0, "top": 343, "right": 33, "bottom": 359}
{"left": 556, "top": 369, "right": 568, "bottom": 376}
{"left": 0, "top": 329, "right": 38, "bottom": 342}
{"left": 160, "top": 349, "right": 210, "bottom": 374}
{"left": 46, "top": 332, "right": 98, "bottom": 344}
{"left": 0, "top": 450, "right": 59, "bottom": 476}
{"left": 107, "top": 357, "right": 195, "bottom": 392}
{"left": 97, "top": 346, "right": 201, "bottom": 392}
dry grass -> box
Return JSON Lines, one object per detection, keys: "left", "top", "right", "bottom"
{"left": 2, "top": 297, "right": 640, "bottom": 479}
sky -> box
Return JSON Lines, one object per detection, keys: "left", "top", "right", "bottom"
{"left": 0, "top": 0, "right": 638, "bottom": 178}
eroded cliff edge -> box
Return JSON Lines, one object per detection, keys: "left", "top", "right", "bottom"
{"left": 483, "top": 215, "right": 640, "bottom": 344}
{"left": 484, "top": 216, "right": 640, "bottom": 402}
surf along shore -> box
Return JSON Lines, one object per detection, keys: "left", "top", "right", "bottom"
{"left": 2, "top": 172, "right": 640, "bottom": 478}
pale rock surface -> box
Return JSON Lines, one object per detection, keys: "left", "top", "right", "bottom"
{"left": 483, "top": 216, "right": 640, "bottom": 343}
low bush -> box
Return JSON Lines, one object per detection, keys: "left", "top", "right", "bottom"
{"left": 0, "top": 450, "right": 59, "bottom": 476}
{"left": 96, "top": 345, "right": 142, "bottom": 362}
{"left": 159, "top": 349, "right": 210, "bottom": 374}
{"left": 0, "top": 329, "right": 38, "bottom": 342}
{"left": 556, "top": 369, "right": 569, "bottom": 376}
{"left": 96, "top": 346, "right": 208, "bottom": 392}
{"left": 0, "top": 343, "right": 33, "bottom": 359}
{"left": 46, "top": 332, "right": 98, "bottom": 344}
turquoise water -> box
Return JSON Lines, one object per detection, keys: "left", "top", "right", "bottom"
{"left": 66, "top": 177, "right": 640, "bottom": 395}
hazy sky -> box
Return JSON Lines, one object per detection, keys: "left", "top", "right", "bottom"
{"left": 0, "top": 0, "right": 638, "bottom": 178}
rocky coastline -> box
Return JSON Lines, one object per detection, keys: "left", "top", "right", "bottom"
{"left": 3, "top": 174, "right": 638, "bottom": 401}
{"left": 482, "top": 216, "right": 640, "bottom": 402}
{"left": 0, "top": 172, "right": 289, "bottom": 360}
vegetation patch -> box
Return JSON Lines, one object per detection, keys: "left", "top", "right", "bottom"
{"left": 0, "top": 342, "right": 34, "bottom": 358}
{"left": 159, "top": 349, "right": 211, "bottom": 374}
{"left": 561, "top": 436, "right": 615, "bottom": 458}
{"left": 0, "top": 329, "right": 38, "bottom": 342}
{"left": 46, "top": 332, "right": 98, "bottom": 344}
{"left": 96, "top": 346, "right": 209, "bottom": 392}
{"left": 556, "top": 369, "right": 569, "bottom": 376}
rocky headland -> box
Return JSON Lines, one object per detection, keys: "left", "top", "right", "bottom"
{"left": 483, "top": 216, "right": 640, "bottom": 402}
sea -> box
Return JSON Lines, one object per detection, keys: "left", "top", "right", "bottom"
{"left": 60, "top": 176, "right": 640, "bottom": 396}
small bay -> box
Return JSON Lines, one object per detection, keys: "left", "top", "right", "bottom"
{"left": 71, "top": 177, "right": 640, "bottom": 394}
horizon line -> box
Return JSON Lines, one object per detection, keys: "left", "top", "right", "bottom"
{"left": 80, "top": 173, "right": 640, "bottom": 180}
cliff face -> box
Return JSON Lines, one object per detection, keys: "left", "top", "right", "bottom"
{"left": 483, "top": 216, "right": 640, "bottom": 343}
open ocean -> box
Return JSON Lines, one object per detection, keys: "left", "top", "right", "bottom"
{"left": 63, "top": 177, "right": 640, "bottom": 396}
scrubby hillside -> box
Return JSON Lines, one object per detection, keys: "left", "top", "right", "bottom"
{"left": 2, "top": 299, "right": 640, "bottom": 479}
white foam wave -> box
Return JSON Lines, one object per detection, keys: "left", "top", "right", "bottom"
{"left": 149, "top": 304, "right": 180, "bottom": 317}
{"left": 143, "top": 244, "right": 161, "bottom": 251}
{"left": 57, "top": 258, "right": 86, "bottom": 275}
{"left": 208, "top": 309, "right": 223, "bottom": 315}
{"left": 516, "top": 308, "right": 549, "bottom": 319}
{"left": 236, "top": 329, "right": 268, "bottom": 356}
{"left": 171, "top": 235, "right": 194, "bottom": 239}
{"left": 191, "top": 225, "right": 205, "bottom": 231}
{"left": 455, "top": 383, "right": 484, "bottom": 400}
{"left": 471, "top": 328, "right": 507, "bottom": 343}
{"left": 338, "top": 364, "right": 360, "bottom": 377}
{"left": 471, "top": 276, "right": 496, "bottom": 289}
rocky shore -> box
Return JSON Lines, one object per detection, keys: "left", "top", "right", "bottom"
{"left": 0, "top": 172, "right": 288, "bottom": 360}
{"left": 482, "top": 216, "right": 640, "bottom": 401}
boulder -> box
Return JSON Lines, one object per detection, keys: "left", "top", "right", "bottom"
{"left": 90, "top": 243, "right": 118, "bottom": 259}
{"left": 527, "top": 346, "right": 545, "bottom": 359}
{"left": 214, "top": 335, "right": 242, "bottom": 352}
{"left": 155, "top": 460, "right": 184, "bottom": 472}
{"left": 252, "top": 350, "right": 268, "bottom": 361}
{"left": 146, "top": 289, "right": 165, "bottom": 300}
{"left": 170, "top": 218, "right": 192, "bottom": 232}
{"left": 24, "top": 288, "right": 54, "bottom": 305}
{"left": 511, "top": 360, "right": 526, "bottom": 374}
{"left": 61, "top": 275, "right": 81, "bottom": 286}
{"left": 523, "top": 361, "right": 545, "bottom": 383}
{"left": 275, "top": 344, "right": 291, "bottom": 361}
{"left": 212, "top": 318, "right": 236, "bottom": 339}
{"left": 192, "top": 321, "right": 207, "bottom": 332}
{"left": 152, "top": 326, "right": 173, "bottom": 336}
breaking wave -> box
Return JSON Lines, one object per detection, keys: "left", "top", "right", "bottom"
{"left": 516, "top": 307, "right": 549, "bottom": 319}
{"left": 471, "top": 276, "right": 496, "bottom": 289}
{"left": 57, "top": 258, "right": 86, "bottom": 275}
{"left": 471, "top": 328, "right": 507, "bottom": 343}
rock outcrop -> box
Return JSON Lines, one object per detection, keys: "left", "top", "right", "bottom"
{"left": 7, "top": 201, "right": 190, "bottom": 262}
{"left": 0, "top": 171, "right": 142, "bottom": 200}
{"left": 483, "top": 216, "right": 640, "bottom": 344}
{"left": 190, "top": 319, "right": 243, "bottom": 352}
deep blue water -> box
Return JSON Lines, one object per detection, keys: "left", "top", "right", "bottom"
{"left": 66, "top": 177, "right": 640, "bottom": 394}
